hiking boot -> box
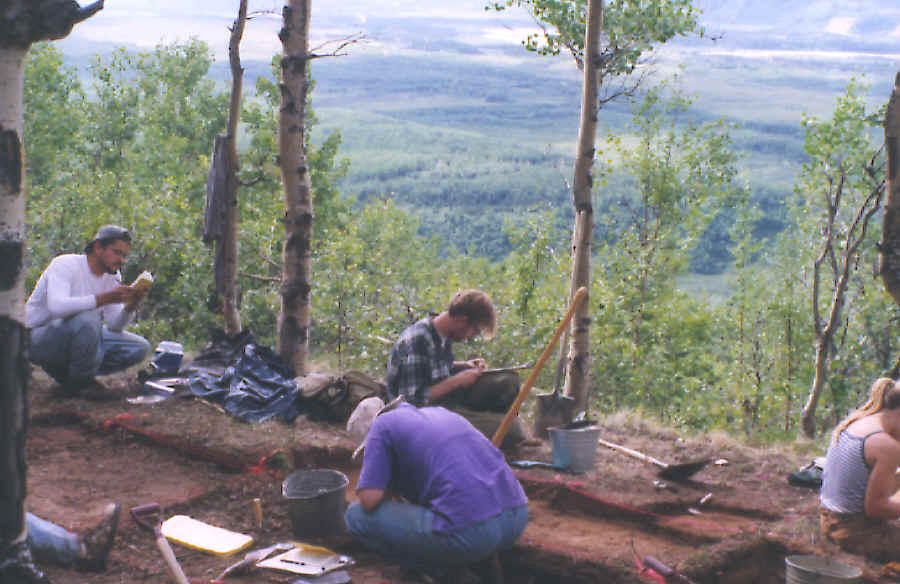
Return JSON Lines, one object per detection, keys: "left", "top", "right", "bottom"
{"left": 76, "top": 503, "right": 120, "bottom": 572}
{"left": 0, "top": 542, "right": 52, "bottom": 584}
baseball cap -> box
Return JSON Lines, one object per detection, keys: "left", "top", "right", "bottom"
{"left": 93, "top": 225, "right": 131, "bottom": 242}
{"left": 347, "top": 395, "right": 406, "bottom": 460}
{"left": 84, "top": 225, "right": 131, "bottom": 253}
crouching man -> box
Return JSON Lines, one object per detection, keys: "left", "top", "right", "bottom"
{"left": 26, "top": 225, "right": 150, "bottom": 396}
{"left": 345, "top": 397, "right": 529, "bottom": 582}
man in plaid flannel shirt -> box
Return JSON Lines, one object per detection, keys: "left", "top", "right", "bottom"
{"left": 385, "top": 289, "right": 525, "bottom": 446}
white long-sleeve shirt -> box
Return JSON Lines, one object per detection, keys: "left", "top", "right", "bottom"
{"left": 25, "top": 254, "right": 132, "bottom": 331}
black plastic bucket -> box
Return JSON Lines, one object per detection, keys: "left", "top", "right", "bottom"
{"left": 282, "top": 469, "right": 349, "bottom": 537}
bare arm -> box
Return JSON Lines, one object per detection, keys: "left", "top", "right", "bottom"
{"left": 357, "top": 488, "right": 386, "bottom": 512}
{"left": 864, "top": 435, "right": 900, "bottom": 519}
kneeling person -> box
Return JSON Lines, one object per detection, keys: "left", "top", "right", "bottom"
{"left": 385, "top": 289, "right": 524, "bottom": 447}
{"left": 345, "top": 399, "right": 528, "bottom": 579}
{"left": 820, "top": 377, "right": 900, "bottom": 561}
{"left": 26, "top": 225, "right": 151, "bottom": 395}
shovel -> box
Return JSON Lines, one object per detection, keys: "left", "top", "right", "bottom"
{"left": 596, "top": 437, "right": 711, "bottom": 481}
{"left": 131, "top": 503, "right": 190, "bottom": 584}
{"left": 492, "top": 287, "right": 587, "bottom": 447}
{"left": 534, "top": 286, "right": 594, "bottom": 438}
{"left": 533, "top": 320, "right": 576, "bottom": 438}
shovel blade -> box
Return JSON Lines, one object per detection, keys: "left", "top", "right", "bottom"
{"left": 657, "top": 459, "right": 712, "bottom": 481}
{"left": 533, "top": 391, "right": 576, "bottom": 439}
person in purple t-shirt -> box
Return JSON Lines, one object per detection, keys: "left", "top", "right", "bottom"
{"left": 344, "top": 401, "right": 528, "bottom": 581}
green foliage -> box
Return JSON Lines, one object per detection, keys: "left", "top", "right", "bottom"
{"left": 488, "top": 0, "right": 701, "bottom": 69}
{"left": 22, "top": 38, "right": 899, "bottom": 444}
{"left": 787, "top": 81, "right": 890, "bottom": 430}
{"left": 23, "top": 44, "right": 85, "bottom": 188}
{"left": 25, "top": 41, "right": 228, "bottom": 344}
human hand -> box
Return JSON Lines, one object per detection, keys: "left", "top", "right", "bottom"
{"left": 465, "top": 358, "right": 487, "bottom": 370}
{"left": 455, "top": 366, "right": 483, "bottom": 388}
{"left": 98, "top": 285, "right": 137, "bottom": 306}
{"left": 124, "top": 285, "right": 149, "bottom": 311}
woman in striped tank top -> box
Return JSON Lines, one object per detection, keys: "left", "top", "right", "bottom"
{"left": 820, "top": 377, "right": 900, "bottom": 560}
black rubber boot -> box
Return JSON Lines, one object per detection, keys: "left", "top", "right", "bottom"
{"left": 0, "top": 541, "right": 52, "bottom": 584}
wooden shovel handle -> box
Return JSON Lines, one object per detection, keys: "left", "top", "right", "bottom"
{"left": 596, "top": 437, "right": 668, "bottom": 469}
{"left": 156, "top": 534, "right": 191, "bottom": 584}
{"left": 492, "top": 287, "right": 587, "bottom": 447}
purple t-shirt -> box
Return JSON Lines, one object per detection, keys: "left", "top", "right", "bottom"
{"left": 357, "top": 404, "right": 528, "bottom": 533}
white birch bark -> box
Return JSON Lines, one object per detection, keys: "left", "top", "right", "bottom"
{"left": 563, "top": 0, "right": 602, "bottom": 412}
{"left": 0, "top": 48, "right": 27, "bottom": 323}
{"left": 277, "top": 0, "right": 313, "bottom": 375}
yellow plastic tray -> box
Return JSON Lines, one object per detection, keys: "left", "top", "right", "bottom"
{"left": 160, "top": 515, "right": 254, "bottom": 556}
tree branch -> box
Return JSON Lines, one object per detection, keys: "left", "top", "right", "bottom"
{"left": 240, "top": 271, "right": 281, "bottom": 283}
{"left": 309, "top": 33, "right": 366, "bottom": 59}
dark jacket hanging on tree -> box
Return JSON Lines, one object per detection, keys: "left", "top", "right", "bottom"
{"left": 204, "top": 133, "right": 231, "bottom": 295}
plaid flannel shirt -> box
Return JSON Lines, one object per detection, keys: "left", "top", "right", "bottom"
{"left": 385, "top": 316, "right": 454, "bottom": 406}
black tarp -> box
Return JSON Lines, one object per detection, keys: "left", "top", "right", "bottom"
{"left": 185, "top": 330, "right": 304, "bottom": 424}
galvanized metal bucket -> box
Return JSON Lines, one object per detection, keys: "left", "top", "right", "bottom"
{"left": 785, "top": 555, "right": 861, "bottom": 584}
{"left": 549, "top": 425, "right": 600, "bottom": 473}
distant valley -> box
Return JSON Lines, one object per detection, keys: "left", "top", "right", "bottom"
{"left": 53, "top": 1, "right": 900, "bottom": 264}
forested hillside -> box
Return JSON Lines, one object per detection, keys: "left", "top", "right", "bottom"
{"left": 55, "top": 2, "right": 899, "bottom": 265}
{"left": 26, "top": 0, "right": 900, "bottom": 442}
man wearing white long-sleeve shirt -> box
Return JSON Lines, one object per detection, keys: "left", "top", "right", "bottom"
{"left": 26, "top": 225, "right": 150, "bottom": 396}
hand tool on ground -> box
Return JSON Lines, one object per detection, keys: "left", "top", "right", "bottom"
{"left": 643, "top": 555, "right": 699, "bottom": 584}
{"left": 130, "top": 503, "right": 190, "bottom": 584}
{"left": 508, "top": 460, "right": 570, "bottom": 471}
{"left": 492, "top": 286, "right": 587, "bottom": 447}
{"left": 596, "top": 437, "right": 711, "bottom": 481}
{"left": 213, "top": 542, "right": 293, "bottom": 582}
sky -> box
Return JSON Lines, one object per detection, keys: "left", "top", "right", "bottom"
{"left": 60, "top": 0, "right": 900, "bottom": 68}
{"left": 62, "top": 0, "right": 538, "bottom": 61}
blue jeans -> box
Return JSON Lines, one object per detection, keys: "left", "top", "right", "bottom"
{"left": 25, "top": 513, "right": 81, "bottom": 566}
{"left": 29, "top": 311, "right": 150, "bottom": 387}
{"left": 345, "top": 501, "right": 528, "bottom": 569}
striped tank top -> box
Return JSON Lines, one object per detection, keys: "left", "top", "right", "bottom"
{"left": 819, "top": 429, "right": 883, "bottom": 514}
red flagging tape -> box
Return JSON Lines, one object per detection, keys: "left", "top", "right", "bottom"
{"left": 249, "top": 449, "right": 287, "bottom": 478}
{"left": 514, "top": 470, "right": 743, "bottom": 536}
{"left": 91, "top": 410, "right": 253, "bottom": 473}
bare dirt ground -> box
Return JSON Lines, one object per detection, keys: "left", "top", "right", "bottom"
{"left": 22, "top": 367, "right": 899, "bottom": 584}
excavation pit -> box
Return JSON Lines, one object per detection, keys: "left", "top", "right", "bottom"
{"left": 24, "top": 371, "right": 884, "bottom": 583}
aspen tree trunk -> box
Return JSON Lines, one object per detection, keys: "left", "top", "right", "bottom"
{"left": 0, "top": 0, "right": 104, "bottom": 558}
{"left": 221, "top": 0, "right": 247, "bottom": 335}
{"left": 277, "top": 0, "right": 313, "bottom": 375}
{"left": 0, "top": 45, "right": 29, "bottom": 549}
{"left": 801, "top": 178, "right": 883, "bottom": 436}
{"left": 880, "top": 74, "right": 900, "bottom": 311}
{"left": 563, "top": 0, "right": 602, "bottom": 412}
